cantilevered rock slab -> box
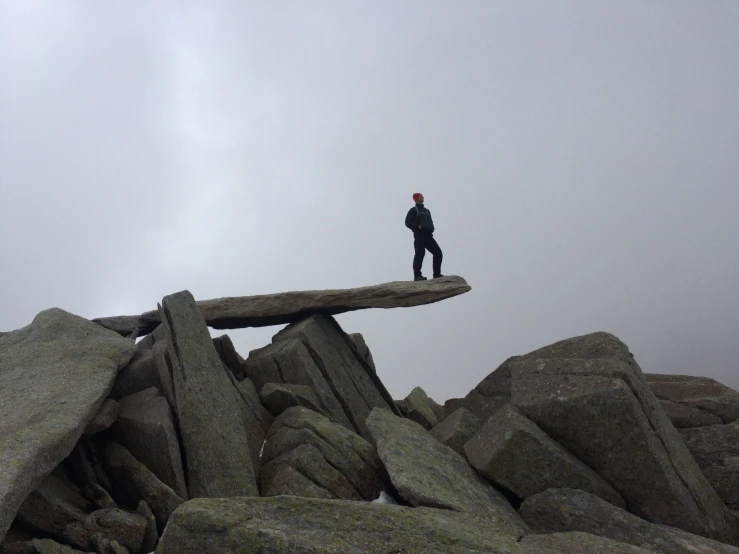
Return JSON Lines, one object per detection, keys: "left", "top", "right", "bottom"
{"left": 366, "top": 408, "right": 528, "bottom": 538}
{"left": 159, "top": 290, "right": 258, "bottom": 498}
{"left": 0, "top": 308, "right": 135, "bottom": 541}
{"left": 93, "top": 275, "right": 471, "bottom": 337}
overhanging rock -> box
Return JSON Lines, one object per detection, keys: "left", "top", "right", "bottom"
{"left": 92, "top": 276, "right": 471, "bottom": 337}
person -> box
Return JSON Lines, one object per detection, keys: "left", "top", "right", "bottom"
{"left": 405, "top": 192, "right": 443, "bottom": 281}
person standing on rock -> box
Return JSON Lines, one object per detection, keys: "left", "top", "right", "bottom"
{"left": 405, "top": 193, "right": 443, "bottom": 281}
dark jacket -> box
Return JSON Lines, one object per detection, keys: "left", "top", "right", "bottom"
{"left": 405, "top": 203, "right": 435, "bottom": 234}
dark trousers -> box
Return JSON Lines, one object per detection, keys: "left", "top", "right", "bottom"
{"left": 413, "top": 232, "right": 442, "bottom": 277}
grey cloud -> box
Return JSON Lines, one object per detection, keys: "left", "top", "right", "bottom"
{"left": 1, "top": 1, "right": 738, "bottom": 401}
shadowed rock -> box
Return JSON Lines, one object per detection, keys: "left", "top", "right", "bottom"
{"left": 645, "top": 373, "right": 739, "bottom": 424}
{"left": 94, "top": 276, "right": 471, "bottom": 337}
{"left": 519, "top": 532, "right": 650, "bottom": 553}
{"left": 0, "top": 308, "right": 135, "bottom": 541}
{"left": 113, "top": 387, "right": 187, "bottom": 500}
{"left": 261, "top": 407, "right": 386, "bottom": 502}
{"left": 271, "top": 314, "right": 397, "bottom": 440}
{"left": 260, "top": 382, "right": 326, "bottom": 417}
{"left": 244, "top": 337, "right": 354, "bottom": 430}
{"left": 659, "top": 399, "right": 722, "bottom": 428}
{"left": 32, "top": 539, "right": 88, "bottom": 554}
{"left": 520, "top": 488, "right": 739, "bottom": 554}
{"left": 403, "top": 386, "right": 441, "bottom": 429}
{"left": 465, "top": 405, "right": 624, "bottom": 506}
{"left": 159, "top": 290, "right": 258, "bottom": 497}
{"left": 506, "top": 331, "right": 736, "bottom": 543}
{"left": 430, "top": 408, "right": 481, "bottom": 456}
{"left": 82, "top": 399, "right": 120, "bottom": 438}
{"left": 261, "top": 443, "right": 363, "bottom": 500}
{"left": 348, "top": 332, "right": 376, "bottom": 372}
{"left": 212, "top": 334, "right": 244, "bottom": 379}
{"left": 101, "top": 442, "right": 183, "bottom": 533}
{"left": 366, "top": 408, "right": 528, "bottom": 538}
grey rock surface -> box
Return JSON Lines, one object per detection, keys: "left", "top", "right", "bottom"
{"left": 508, "top": 331, "right": 736, "bottom": 543}
{"left": 261, "top": 407, "right": 385, "bottom": 502}
{"left": 113, "top": 387, "right": 187, "bottom": 500}
{"left": 403, "top": 386, "right": 440, "bottom": 429}
{"left": 520, "top": 488, "right": 739, "bottom": 554}
{"left": 101, "top": 441, "right": 183, "bottom": 533}
{"left": 155, "top": 496, "right": 528, "bottom": 554}
{"left": 243, "top": 337, "right": 354, "bottom": 430}
{"left": 645, "top": 373, "right": 739, "bottom": 424}
{"left": 94, "top": 275, "right": 472, "bottom": 336}
{"left": 659, "top": 399, "right": 723, "bottom": 428}
{"left": 465, "top": 405, "right": 624, "bottom": 506}
{"left": 259, "top": 382, "right": 325, "bottom": 417}
{"left": 430, "top": 407, "right": 481, "bottom": 456}
{"left": 272, "top": 314, "right": 396, "bottom": 440}
{"left": 159, "top": 290, "right": 258, "bottom": 497}
{"left": 0, "top": 308, "right": 135, "bottom": 541}
{"left": 82, "top": 400, "right": 120, "bottom": 438}
{"left": 212, "top": 334, "right": 244, "bottom": 379}
{"left": 366, "top": 407, "right": 528, "bottom": 538}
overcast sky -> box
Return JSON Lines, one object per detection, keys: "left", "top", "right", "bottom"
{"left": 1, "top": 1, "right": 738, "bottom": 402}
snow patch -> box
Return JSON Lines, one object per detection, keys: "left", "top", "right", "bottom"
{"left": 372, "top": 490, "right": 398, "bottom": 504}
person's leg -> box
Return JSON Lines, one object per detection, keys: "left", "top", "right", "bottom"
{"left": 413, "top": 233, "right": 427, "bottom": 278}
{"left": 426, "top": 236, "right": 443, "bottom": 277}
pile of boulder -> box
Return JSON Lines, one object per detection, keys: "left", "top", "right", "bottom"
{"left": 2, "top": 276, "right": 739, "bottom": 553}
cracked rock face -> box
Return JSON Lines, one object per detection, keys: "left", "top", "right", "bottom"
{"left": 507, "top": 331, "right": 736, "bottom": 543}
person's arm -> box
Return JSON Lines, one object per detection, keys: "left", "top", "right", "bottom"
{"left": 405, "top": 207, "right": 419, "bottom": 231}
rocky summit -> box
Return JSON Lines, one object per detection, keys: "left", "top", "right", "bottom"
{"left": 3, "top": 278, "right": 739, "bottom": 554}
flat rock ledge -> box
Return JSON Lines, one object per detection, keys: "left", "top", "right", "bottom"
{"left": 93, "top": 275, "right": 471, "bottom": 337}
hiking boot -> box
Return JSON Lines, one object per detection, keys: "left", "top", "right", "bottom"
{"left": 414, "top": 275, "right": 428, "bottom": 281}
{"left": 433, "top": 273, "right": 444, "bottom": 279}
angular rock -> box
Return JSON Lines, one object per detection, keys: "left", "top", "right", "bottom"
{"left": 703, "top": 464, "right": 739, "bottom": 511}
{"left": 212, "top": 334, "right": 244, "bottom": 379}
{"left": 0, "top": 308, "right": 135, "bottom": 540}
{"left": 259, "top": 382, "right": 325, "bottom": 417}
{"left": 233, "top": 377, "right": 273, "bottom": 434}
{"left": 465, "top": 405, "right": 624, "bottom": 506}
{"left": 218, "top": 364, "right": 267, "bottom": 482}
{"left": 519, "top": 488, "right": 739, "bottom": 554}
{"left": 244, "top": 338, "right": 354, "bottom": 430}
{"left": 136, "top": 501, "right": 157, "bottom": 553}
{"left": 94, "top": 276, "right": 472, "bottom": 337}
{"left": 272, "top": 314, "right": 396, "bottom": 440}
{"left": 366, "top": 408, "right": 528, "bottom": 538}
{"left": 679, "top": 420, "right": 739, "bottom": 467}
{"left": 403, "top": 386, "right": 440, "bottom": 429}
{"left": 348, "top": 332, "right": 375, "bottom": 372}
{"left": 261, "top": 407, "right": 385, "bottom": 502}
{"left": 82, "top": 400, "right": 120, "bottom": 438}
{"left": 156, "top": 496, "right": 526, "bottom": 554}
{"left": 261, "top": 443, "right": 362, "bottom": 500}
{"left": 260, "top": 464, "right": 334, "bottom": 500}
{"left": 113, "top": 387, "right": 187, "bottom": 499}
{"left": 646, "top": 374, "right": 739, "bottom": 424}
{"left": 15, "top": 475, "right": 90, "bottom": 543}
{"left": 430, "top": 407, "right": 481, "bottom": 456}
{"left": 159, "top": 290, "right": 258, "bottom": 497}
{"left": 150, "top": 341, "right": 176, "bottom": 409}
{"left": 659, "top": 399, "right": 723, "bottom": 428}
{"left": 508, "top": 331, "right": 736, "bottom": 543}
{"left": 444, "top": 390, "right": 510, "bottom": 421}
{"left": 113, "top": 349, "right": 160, "bottom": 399}
{"left": 101, "top": 442, "right": 183, "bottom": 533}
